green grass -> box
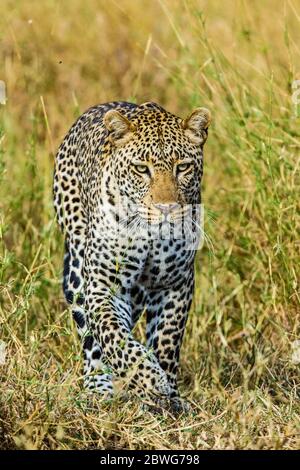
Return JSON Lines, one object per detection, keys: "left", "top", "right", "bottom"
{"left": 0, "top": 0, "right": 300, "bottom": 450}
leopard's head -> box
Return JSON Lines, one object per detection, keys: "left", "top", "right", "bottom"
{"left": 104, "top": 102, "right": 211, "bottom": 230}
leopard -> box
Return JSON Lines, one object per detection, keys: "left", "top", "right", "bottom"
{"left": 53, "top": 101, "right": 211, "bottom": 413}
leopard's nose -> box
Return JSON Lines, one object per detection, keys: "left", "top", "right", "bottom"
{"left": 154, "top": 203, "right": 180, "bottom": 215}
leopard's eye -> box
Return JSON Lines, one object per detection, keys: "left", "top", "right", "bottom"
{"left": 133, "top": 164, "right": 149, "bottom": 175}
{"left": 177, "top": 162, "right": 192, "bottom": 173}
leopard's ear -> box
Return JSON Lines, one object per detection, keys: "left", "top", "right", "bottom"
{"left": 182, "top": 107, "right": 211, "bottom": 145}
{"left": 104, "top": 110, "right": 136, "bottom": 145}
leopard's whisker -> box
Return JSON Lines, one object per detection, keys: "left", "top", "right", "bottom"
{"left": 118, "top": 211, "right": 139, "bottom": 228}
{"left": 190, "top": 218, "right": 215, "bottom": 254}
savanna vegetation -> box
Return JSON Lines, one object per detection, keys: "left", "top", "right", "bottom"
{"left": 0, "top": 0, "right": 299, "bottom": 450}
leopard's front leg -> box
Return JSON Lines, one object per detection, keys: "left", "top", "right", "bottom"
{"left": 84, "top": 244, "right": 172, "bottom": 401}
{"left": 146, "top": 271, "right": 195, "bottom": 413}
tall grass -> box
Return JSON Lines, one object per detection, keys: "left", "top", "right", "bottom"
{"left": 0, "top": 0, "right": 299, "bottom": 449}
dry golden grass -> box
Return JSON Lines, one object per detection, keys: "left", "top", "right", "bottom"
{"left": 0, "top": 0, "right": 300, "bottom": 450}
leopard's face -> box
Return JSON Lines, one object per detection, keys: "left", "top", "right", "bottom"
{"left": 104, "top": 103, "right": 211, "bottom": 227}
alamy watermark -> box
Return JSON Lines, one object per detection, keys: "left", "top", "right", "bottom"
{"left": 291, "top": 340, "right": 300, "bottom": 365}
{"left": 0, "top": 340, "right": 6, "bottom": 365}
{"left": 95, "top": 202, "right": 206, "bottom": 251}
{"left": 0, "top": 80, "right": 6, "bottom": 105}
{"left": 292, "top": 79, "right": 300, "bottom": 118}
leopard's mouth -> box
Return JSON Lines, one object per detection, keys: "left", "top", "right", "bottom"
{"left": 118, "top": 203, "right": 200, "bottom": 242}
{"left": 136, "top": 204, "right": 191, "bottom": 226}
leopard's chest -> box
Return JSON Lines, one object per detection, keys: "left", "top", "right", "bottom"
{"left": 89, "top": 202, "right": 196, "bottom": 291}
{"left": 138, "top": 239, "right": 195, "bottom": 289}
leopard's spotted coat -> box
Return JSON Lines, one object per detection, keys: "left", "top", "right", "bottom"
{"left": 53, "top": 101, "right": 210, "bottom": 412}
